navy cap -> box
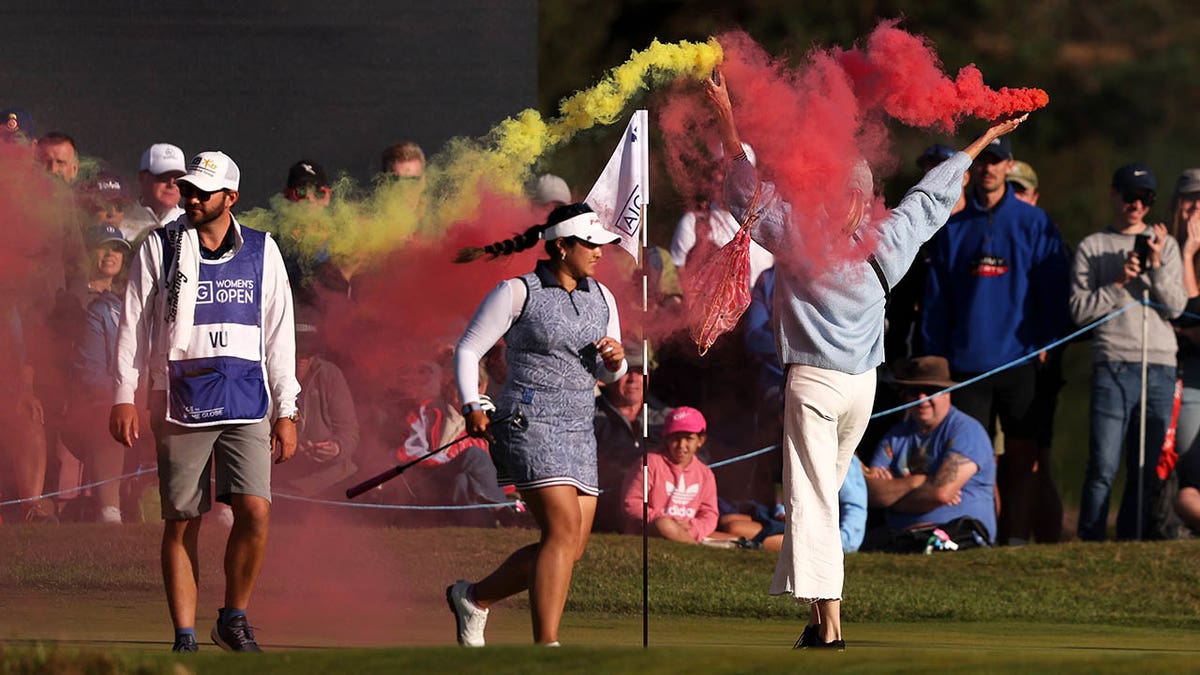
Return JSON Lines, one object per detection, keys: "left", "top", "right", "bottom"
{"left": 1, "top": 108, "right": 34, "bottom": 141}
{"left": 916, "top": 144, "right": 956, "bottom": 169}
{"left": 82, "top": 172, "right": 131, "bottom": 202}
{"left": 1112, "top": 163, "right": 1156, "bottom": 194}
{"left": 84, "top": 223, "right": 131, "bottom": 252}
{"left": 980, "top": 137, "right": 1013, "bottom": 161}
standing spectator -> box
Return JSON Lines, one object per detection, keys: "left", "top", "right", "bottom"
{"left": 669, "top": 142, "right": 774, "bottom": 290}
{"left": 120, "top": 143, "right": 187, "bottom": 243}
{"left": 1, "top": 108, "right": 35, "bottom": 143}
{"left": 381, "top": 140, "right": 425, "bottom": 183}
{"left": 863, "top": 357, "right": 997, "bottom": 547}
{"left": 35, "top": 132, "right": 80, "bottom": 184}
{"left": 621, "top": 406, "right": 733, "bottom": 544}
{"left": 593, "top": 341, "right": 670, "bottom": 533}
{"left": 531, "top": 173, "right": 572, "bottom": 218}
{"left": 1070, "top": 163, "right": 1186, "bottom": 541}
{"left": 81, "top": 172, "right": 133, "bottom": 230}
{"left": 1007, "top": 160, "right": 1040, "bottom": 206}
{"left": 1169, "top": 168, "right": 1200, "bottom": 458}
{"left": 921, "top": 136, "right": 1071, "bottom": 546}
{"left": 110, "top": 151, "right": 299, "bottom": 652}
{"left": 1007, "top": 158, "right": 1066, "bottom": 543}
{"left": 707, "top": 67, "right": 1027, "bottom": 650}
{"left": 62, "top": 224, "right": 132, "bottom": 523}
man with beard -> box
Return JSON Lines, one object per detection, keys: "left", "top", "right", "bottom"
{"left": 110, "top": 151, "right": 299, "bottom": 652}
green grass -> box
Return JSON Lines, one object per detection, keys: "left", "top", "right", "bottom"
{"left": 2, "top": 524, "right": 1198, "bottom": 673}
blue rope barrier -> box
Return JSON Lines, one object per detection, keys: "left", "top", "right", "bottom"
{"left": 2, "top": 301, "right": 1160, "bottom": 508}
{"left": 708, "top": 444, "right": 779, "bottom": 469}
{"left": 0, "top": 466, "right": 156, "bottom": 507}
{"left": 870, "top": 299, "right": 1143, "bottom": 419}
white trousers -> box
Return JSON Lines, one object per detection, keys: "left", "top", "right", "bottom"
{"left": 770, "top": 364, "right": 876, "bottom": 601}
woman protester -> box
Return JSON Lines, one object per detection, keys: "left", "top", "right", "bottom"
{"left": 1169, "top": 171, "right": 1200, "bottom": 467}
{"left": 446, "top": 203, "right": 626, "bottom": 647}
{"left": 62, "top": 224, "right": 132, "bottom": 523}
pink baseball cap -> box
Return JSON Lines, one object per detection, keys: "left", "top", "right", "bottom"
{"left": 663, "top": 406, "right": 706, "bottom": 436}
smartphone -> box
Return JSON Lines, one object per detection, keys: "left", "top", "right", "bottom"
{"left": 1134, "top": 232, "right": 1154, "bottom": 270}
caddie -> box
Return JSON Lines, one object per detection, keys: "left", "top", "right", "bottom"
{"left": 110, "top": 150, "right": 299, "bottom": 653}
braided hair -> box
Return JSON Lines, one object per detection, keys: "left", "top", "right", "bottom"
{"left": 453, "top": 203, "right": 595, "bottom": 263}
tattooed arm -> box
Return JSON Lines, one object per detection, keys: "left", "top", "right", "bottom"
{"left": 864, "top": 472, "right": 926, "bottom": 508}
{"left": 889, "top": 451, "right": 978, "bottom": 514}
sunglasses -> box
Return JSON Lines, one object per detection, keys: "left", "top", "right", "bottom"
{"left": 1121, "top": 190, "right": 1156, "bottom": 207}
{"left": 179, "top": 183, "right": 225, "bottom": 202}
{"left": 285, "top": 185, "right": 330, "bottom": 202}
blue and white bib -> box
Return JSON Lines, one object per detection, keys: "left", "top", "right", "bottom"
{"left": 160, "top": 227, "right": 270, "bottom": 426}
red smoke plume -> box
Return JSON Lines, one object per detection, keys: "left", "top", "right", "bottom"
{"left": 658, "top": 22, "right": 1048, "bottom": 284}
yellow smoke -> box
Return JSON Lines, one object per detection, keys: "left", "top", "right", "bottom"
{"left": 243, "top": 37, "right": 722, "bottom": 272}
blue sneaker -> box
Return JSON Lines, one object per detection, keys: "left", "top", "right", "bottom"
{"left": 211, "top": 614, "right": 262, "bottom": 652}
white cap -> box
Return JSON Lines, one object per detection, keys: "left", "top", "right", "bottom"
{"left": 533, "top": 174, "right": 571, "bottom": 205}
{"left": 178, "top": 151, "right": 240, "bottom": 192}
{"left": 542, "top": 209, "right": 620, "bottom": 244}
{"left": 139, "top": 143, "right": 186, "bottom": 177}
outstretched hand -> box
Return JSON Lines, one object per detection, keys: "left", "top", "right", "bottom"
{"left": 702, "top": 65, "right": 743, "bottom": 159}
{"left": 962, "top": 112, "right": 1032, "bottom": 161}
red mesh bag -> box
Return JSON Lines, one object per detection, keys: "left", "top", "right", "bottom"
{"left": 681, "top": 187, "right": 763, "bottom": 355}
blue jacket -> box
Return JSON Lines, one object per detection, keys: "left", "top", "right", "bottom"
{"left": 73, "top": 290, "right": 122, "bottom": 394}
{"left": 921, "top": 185, "right": 1070, "bottom": 373}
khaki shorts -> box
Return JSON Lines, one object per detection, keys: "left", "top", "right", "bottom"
{"left": 150, "top": 392, "right": 272, "bottom": 520}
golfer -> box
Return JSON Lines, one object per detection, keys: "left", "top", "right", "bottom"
{"left": 110, "top": 151, "right": 299, "bottom": 653}
{"left": 704, "top": 68, "right": 1030, "bottom": 650}
{"left": 446, "top": 203, "right": 627, "bottom": 647}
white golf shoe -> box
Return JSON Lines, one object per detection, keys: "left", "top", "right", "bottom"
{"left": 446, "top": 580, "right": 488, "bottom": 647}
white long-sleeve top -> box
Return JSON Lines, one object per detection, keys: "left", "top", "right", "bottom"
{"left": 669, "top": 206, "right": 776, "bottom": 289}
{"left": 455, "top": 276, "right": 627, "bottom": 407}
{"left": 114, "top": 215, "right": 300, "bottom": 420}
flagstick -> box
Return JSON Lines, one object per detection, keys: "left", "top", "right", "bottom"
{"left": 639, "top": 214, "right": 649, "bottom": 650}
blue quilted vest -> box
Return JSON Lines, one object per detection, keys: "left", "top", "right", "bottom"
{"left": 159, "top": 226, "right": 270, "bottom": 426}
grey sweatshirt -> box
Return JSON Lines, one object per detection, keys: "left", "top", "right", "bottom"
{"left": 725, "top": 152, "right": 970, "bottom": 374}
{"left": 1069, "top": 226, "right": 1186, "bottom": 366}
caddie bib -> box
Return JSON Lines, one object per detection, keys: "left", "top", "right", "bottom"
{"left": 162, "top": 227, "right": 270, "bottom": 426}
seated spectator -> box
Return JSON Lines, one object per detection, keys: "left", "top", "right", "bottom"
{"left": 719, "top": 454, "right": 867, "bottom": 553}
{"left": 385, "top": 348, "right": 508, "bottom": 523}
{"left": 1176, "top": 448, "right": 1200, "bottom": 533}
{"left": 621, "top": 406, "right": 737, "bottom": 544}
{"left": 271, "top": 320, "right": 360, "bottom": 500}
{"left": 594, "top": 341, "right": 670, "bottom": 532}
{"left": 60, "top": 224, "right": 132, "bottom": 523}
{"left": 862, "top": 357, "right": 997, "bottom": 549}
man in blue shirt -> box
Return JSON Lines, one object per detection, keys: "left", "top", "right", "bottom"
{"left": 865, "top": 357, "right": 997, "bottom": 543}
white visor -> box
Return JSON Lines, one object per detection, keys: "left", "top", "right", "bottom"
{"left": 541, "top": 211, "right": 621, "bottom": 244}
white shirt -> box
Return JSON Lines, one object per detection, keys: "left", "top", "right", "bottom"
{"left": 455, "top": 276, "right": 627, "bottom": 407}
{"left": 120, "top": 202, "right": 185, "bottom": 244}
{"left": 114, "top": 215, "right": 300, "bottom": 420}
{"left": 669, "top": 206, "right": 776, "bottom": 289}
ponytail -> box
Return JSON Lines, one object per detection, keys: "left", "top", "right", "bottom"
{"left": 454, "top": 224, "right": 547, "bottom": 263}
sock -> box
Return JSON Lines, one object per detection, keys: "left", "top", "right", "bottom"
{"left": 218, "top": 607, "right": 246, "bottom": 624}
{"left": 175, "top": 627, "right": 196, "bottom": 640}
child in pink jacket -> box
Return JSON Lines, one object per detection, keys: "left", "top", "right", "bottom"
{"left": 622, "top": 406, "right": 728, "bottom": 543}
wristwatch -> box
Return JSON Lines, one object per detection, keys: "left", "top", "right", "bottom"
{"left": 461, "top": 401, "right": 484, "bottom": 416}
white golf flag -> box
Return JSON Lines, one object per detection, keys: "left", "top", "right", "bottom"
{"left": 586, "top": 109, "right": 649, "bottom": 262}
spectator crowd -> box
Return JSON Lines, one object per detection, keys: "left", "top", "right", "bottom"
{"left": 2, "top": 103, "right": 1198, "bottom": 549}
